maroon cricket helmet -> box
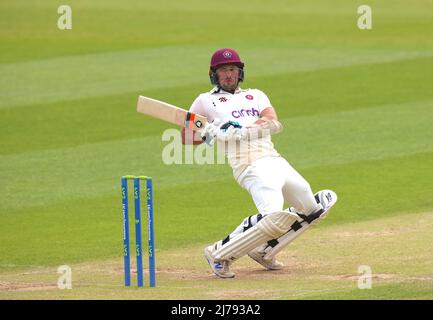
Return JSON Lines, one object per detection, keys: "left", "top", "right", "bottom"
{"left": 209, "top": 48, "right": 245, "bottom": 85}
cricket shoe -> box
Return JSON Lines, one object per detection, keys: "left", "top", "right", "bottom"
{"left": 204, "top": 244, "right": 235, "bottom": 278}
{"left": 248, "top": 249, "right": 284, "bottom": 270}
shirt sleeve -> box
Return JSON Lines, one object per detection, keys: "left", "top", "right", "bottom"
{"left": 255, "top": 89, "right": 273, "bottom": 113}
{"left": 189, "top": 95, "right": 208, "bottom": 118}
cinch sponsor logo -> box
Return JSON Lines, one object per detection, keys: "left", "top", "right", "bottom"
{"left": 232, "top": 108, "right": 259, "bottom": 118}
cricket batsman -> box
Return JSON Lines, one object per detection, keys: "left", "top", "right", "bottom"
{"left": 181, "top": 48, "right": 337, "bottom": 278}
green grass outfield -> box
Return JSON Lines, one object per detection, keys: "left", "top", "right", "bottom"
{"left": 1, "top": 0, "right": 433, "bottom": 299}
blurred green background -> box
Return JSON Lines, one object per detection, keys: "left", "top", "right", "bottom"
{"left": 0, "top": 0, "right": 432, "bottom": 298}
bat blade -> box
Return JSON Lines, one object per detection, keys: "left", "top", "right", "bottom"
{"left": 136, "top": 96, "right": 207, "bottom": 131}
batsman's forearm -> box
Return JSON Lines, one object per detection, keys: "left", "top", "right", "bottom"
{"left": 245, "top": 119, "right": 283, "bottom": 139}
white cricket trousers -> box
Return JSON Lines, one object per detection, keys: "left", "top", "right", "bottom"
{"left": 237, "top": 156, "right": 319, "bottom": 216}
{"left": 217, "top": 156, "right": 320, "bottom": 248}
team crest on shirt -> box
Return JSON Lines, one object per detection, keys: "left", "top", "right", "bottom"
{"left": 219, "top": 97, "right": 227, "bottom": 102}
{"left": 245, "top": 95, "right": 254, "bottom": 100}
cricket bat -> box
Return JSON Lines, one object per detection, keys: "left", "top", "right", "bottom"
{"left": 136, "top": 96, "right": 208, "bottom": 131}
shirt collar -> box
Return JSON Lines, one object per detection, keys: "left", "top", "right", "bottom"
{"left": 210, "top": 86, "right": 244, "bottom": 94}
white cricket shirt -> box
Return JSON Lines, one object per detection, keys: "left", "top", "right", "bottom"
{"left": 189, "top": 87, "right": 281, "bottom": 180}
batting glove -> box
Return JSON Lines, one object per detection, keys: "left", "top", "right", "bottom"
{"left": 218, "top": 121, "right": 248, "bottom": 141}
{"left": 200, "top": 118, "right": 222, "bottom": 145}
